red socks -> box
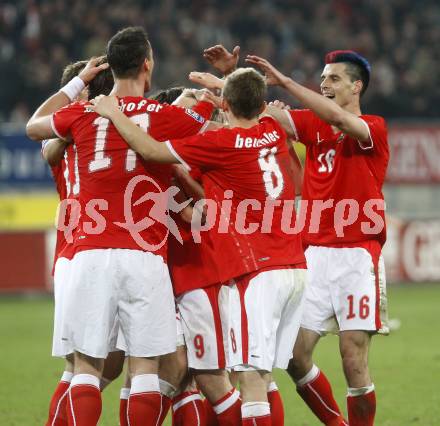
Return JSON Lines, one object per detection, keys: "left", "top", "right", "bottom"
{"left": 212, "top": 388, "right": 241, "bottom": 425}
{"left": 66, "top": 374, "right": 102, "bottom": 426}
{"left": 203, "top": 398, "right": 219, "bottom": 426}
{"left": 267, "top": 382, "right": 284, "bottom": 426}
{"left": 46, "top": 371, "right": 73, "bottom": 426}
{"left": 241, "top": 402, "right": 272, "bottom": 425}
{"left": 296, "top": 365, "right": 347, "bottom": 425}
{"left": 347, "top": 385, "right": 376, "bottom": 426}
{"left": 127, "top": 374, "right": 162, "bottom": 426}
{"left": 172, "top": 390, "right": 206, "bottom": 425}
{"left": 119, "top": 387, "right": 130, "bottom": 426}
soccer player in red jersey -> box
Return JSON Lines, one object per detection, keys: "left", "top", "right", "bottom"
{"left": 91, "top": 67, "right": 307, "bottom": 426}
{"left": 27, "top": 27, "right": 215, "bottom": 426}
{"left": 246, "top": 51, "right": 389, "bottom": 426}
{"left": 43, "top": 58, "right": 129, "bottom": 426}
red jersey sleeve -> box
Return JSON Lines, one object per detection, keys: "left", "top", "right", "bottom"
{"left": 51, "top": 102, "right": 86, "bottom": 140}
{"left": 284, "top": 109, "right": 316, "bottom": 145}
{"left": 358, "top": 115, "right": 387, "bottom": 151}
{"left": 157, "top": 104, "right": 209, "bottom": 139}
{"left": 165, "top": 131, "right": 219, "bottom": 171}
{"left": 191, "top": 101, "right": 214, "bottom": 121}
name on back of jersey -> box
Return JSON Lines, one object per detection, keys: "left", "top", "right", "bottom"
{"left": 235, "top": 130, "right": 280, "bottom": 149}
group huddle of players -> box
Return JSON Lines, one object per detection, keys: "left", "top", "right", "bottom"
{"left": 26, "top": 25, "right": 389, "bottom": 426}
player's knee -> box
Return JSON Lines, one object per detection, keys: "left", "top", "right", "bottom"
{"left": 288, "top": 348, "right": 313, "bottom": 381}
{"left": 74, "top": 351, "right": 104, "bottom": 376}
{"left": 159, "top": 347, "right": 188, "bottom": 388}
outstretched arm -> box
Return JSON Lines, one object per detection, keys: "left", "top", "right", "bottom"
{"left": 26, "top": 57, "right": 109, "bottom": 141}
{"left": 90, "top": 95, "right": 178, "bottom": 163}
{"left": 203, "top": 44, "right": 240, "bottom": 76}
{"left": 246, "top": 55, "right": 370, "bottom": 141}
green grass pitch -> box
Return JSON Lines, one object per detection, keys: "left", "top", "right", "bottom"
{"left": 1, "top": 285, "right": 439, "bottom": 425}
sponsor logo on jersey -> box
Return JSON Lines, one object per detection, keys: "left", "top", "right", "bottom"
{"left": 185, "top": 109, "right": 204, "bottom": 123}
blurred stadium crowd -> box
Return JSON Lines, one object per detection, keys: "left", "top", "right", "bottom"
{"left": 1, "top": 0, "right": 439, "bottom": 125}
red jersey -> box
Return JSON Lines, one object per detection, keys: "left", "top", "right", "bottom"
{"left": 167, "top": 167, "right": 218, "bottom": 296}
{"left": 167, "top": 116, "right": 306, "bottom": 286}
{"left": 51, "top": 97, "right": 212, "bottom": 259}
{"left": 45, "top": 141, "right": 79, "bottom": 271}
{"left": 285, "top": 109, "right": 389, "bottom": 247}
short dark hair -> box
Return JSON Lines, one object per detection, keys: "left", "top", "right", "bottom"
{"left": 88, "top": 56, "right": 114, "bottom": 100}
{"left": 106, "top": 26, "right": 152, "bottom": 79}
{"left": 325, "top": 50, "right": 371, "bottom": 96}
{"left": 222, "top": 68, "right": 266, "bottom": 119}
{"left": 150, "top": 86, "right": 185, "bottom": 104}
{"left": 60, "top": 60, "right": 87, "bottom": 87}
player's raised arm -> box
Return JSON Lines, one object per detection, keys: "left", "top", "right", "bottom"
{"left": 203, "top": 44, "right": 240, "bottom": 76}
{"left": 26, "top": 57, "right": 109, "bottom": 141}
{"left": 91, "top": 94, "right": 178, "bottom": 163}
{"left": 246, "top": 55, "right": 370, "bottom": 142}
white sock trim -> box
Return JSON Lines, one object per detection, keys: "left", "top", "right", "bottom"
{"left": 130, "top": 374, "right": 160, "bottom": 395}
{"left": 213, "top": 389, "right": 240, "bottom": 415}
{"left": 61, "top": 371, "right": 74, "bottom": 383}
{"left": 267, "top": 381, "right": 278, "bottom": 393}
{"left": 296, "top": 364, "right": 320, "bottom": 387}
{"left": 241, "top": 402, "right": 271, "bottom": 418}
{"left": 173, "top": 393, "right": 202, "bottom": 412}
{"left": 71, "top": 374, "right": 100, "bottom": 389}
{"left": 120, "top": 387, "right": 130, "bottom": 400}
{"left": 347, "top": 383, "right": 375, "bottom": 397}
{"left": 159, "top": 378, "right": 177, "bottom": 399}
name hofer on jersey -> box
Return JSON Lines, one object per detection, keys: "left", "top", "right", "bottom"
{"left": 85, "top": 100, "right": 164, "bottom": 114}
{"left": 235, "top": 130, "right": 280, "bottom": 149}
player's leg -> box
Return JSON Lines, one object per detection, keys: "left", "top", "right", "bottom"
{"left": 288, "top": 247, "right": 348, "bottom": 425}
{"left": 45, "top": 355, "right": 74, "bottom": 426}
{"left": 335, "top": 245, "right": 388, "bottom": 426}
{"left": 194, "top": 369, "right": 240, "bottom": 426}
{"left": 100, "top": 349, "right": 125, "bottom": 390}
{"left": 264, "top": 374, "right": 284, "bottom": 426}
{"left": 46, "top": 257, "right": 74, "bottom": 426}
{"left": 178, "top": 285, "right": 241, "bottom": 425}
{"left": 339, "top": 331, "right": 375, "bottom": 426}
{"left": 158, "top": 344, "right": 188, "bottom": 424}
{"left": 288, "top": 329, "right": 347, "bottom": 425}
{"left": 67, "top": 352, "right": 104, "bottom": 426}
{"left": 119, "top": 369, "right": 130, "bottom": 426}
{"left": 127, "top": 356, "right": 162, "bottom": 426}
{"left": 172, "top": 376, "right": 206, "bottom": 426}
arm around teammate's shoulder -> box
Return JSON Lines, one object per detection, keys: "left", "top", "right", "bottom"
{"left": 91, "top": 95, "right": 177, "bottom": 164}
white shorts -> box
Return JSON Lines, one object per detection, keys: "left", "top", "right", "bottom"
{"left": 178, "top": 268, "right": 306, "bottom": 371}
{"left": 177, "top": 284, "right": 230, "bottom": 370}
{"left": 52, "top": 257, "right": 72, "bottom": 357}
{"left": 302, "top": 245, "right": 389, "bottom": 335}
{"left": 61, "top": 249, "right": 177, "bottom": 358}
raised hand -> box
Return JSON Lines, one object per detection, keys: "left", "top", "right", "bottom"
{"left": 245, "top": 55, "right": 290, "bottom": 87}
{"left": 203, "top": 44, "right": 240, "bottom": 75}
{"left": 90, "top": 95, "right": 120, "bottom": 119}
{"left": 269, "top": 100, "right": 291, "bottom": 110}
{"left": 78, "top": 56, "right": 110, "bottom": 85}
{"left": 189, "top": 72, "right": 225, "bottom": 90}
{"left": 199, "top": 89, "right": 222, "bottom": 108}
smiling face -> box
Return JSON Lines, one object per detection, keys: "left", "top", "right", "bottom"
{"left": 320, "top": 62, "right": 362, "bottom": 109}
